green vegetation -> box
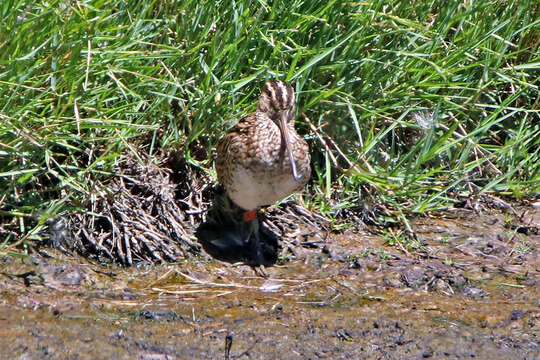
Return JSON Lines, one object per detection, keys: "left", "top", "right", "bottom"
{"left": 1, "top": 1, "right": 539, "bottom": 247}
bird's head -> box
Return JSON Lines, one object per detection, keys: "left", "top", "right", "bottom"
{"left": 257, "top": 80, "right": 302, "bottom": 181}
{"left": 257, "top": 80, "right": 296, "bottom": 124}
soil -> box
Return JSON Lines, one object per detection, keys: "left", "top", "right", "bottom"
{"left": 0, "top": 205, "right": 538, "bottom": 359}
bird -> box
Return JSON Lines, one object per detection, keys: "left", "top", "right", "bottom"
{"left": 215, "top": 79, "right": 311, "bottom": 264}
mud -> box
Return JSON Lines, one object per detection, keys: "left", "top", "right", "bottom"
{"left": 0, "top": 206, "right": 538, "bottom": 359}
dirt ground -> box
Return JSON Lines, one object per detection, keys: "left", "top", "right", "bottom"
{"left": 0, "top": 206, "right": 538, "bottom": 359}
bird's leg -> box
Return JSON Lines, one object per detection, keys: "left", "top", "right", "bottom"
{"left": 246, "top": 215, "right": 268, "bottom": 277}
{"left": 242, "top": 210, "right": 265, "bottom": 269}
{"left": 241, "top": 209, "right": 259, "bottom": 247}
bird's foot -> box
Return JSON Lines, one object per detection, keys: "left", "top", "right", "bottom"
{"left": 251, "top": 264, "right": 268, "bottom": 278}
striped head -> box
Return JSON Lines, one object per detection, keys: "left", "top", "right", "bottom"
{"left": 257, "top": 80, "right": 296, "bottom": 124}
{"left": 257, "top": 80, "right": 302, "bottom": 181}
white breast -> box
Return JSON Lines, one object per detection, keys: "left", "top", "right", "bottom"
{"left": 227, "top": 166, "right": 302, "bottom": 210}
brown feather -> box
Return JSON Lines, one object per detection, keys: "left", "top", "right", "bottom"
{"left": 216, "top": 81, "right": 310, "bottom": 210}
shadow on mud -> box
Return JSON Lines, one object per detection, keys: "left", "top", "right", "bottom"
{"left": 196, "top": 205, "right": 279, "bottom": 267}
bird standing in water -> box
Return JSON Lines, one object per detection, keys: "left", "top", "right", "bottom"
{"left": 216, "top": 80, "right": 310, "bottom": 263}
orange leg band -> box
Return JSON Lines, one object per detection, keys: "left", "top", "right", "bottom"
{"left": 243, "top": 210, "right": 257, "bottom": 222}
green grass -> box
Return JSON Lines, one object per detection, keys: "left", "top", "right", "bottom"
{"left": 1, "top": 0, "right": 539, "bottom": 245}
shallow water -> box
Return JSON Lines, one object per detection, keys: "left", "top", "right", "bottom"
{"left": 1, "top": 207, "right": 538, "bottom": 359}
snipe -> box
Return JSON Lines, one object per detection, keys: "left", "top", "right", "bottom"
{"left": 216, "top": 80, "right": 310, "bottom": 263}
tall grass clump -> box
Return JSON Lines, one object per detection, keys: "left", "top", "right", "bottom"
{"left": 1, "top": 0, "right": 538, "bottom": 250}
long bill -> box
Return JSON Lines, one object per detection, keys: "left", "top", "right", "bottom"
{"left": 280, "top": 112, "right": 301, "bottom": 181}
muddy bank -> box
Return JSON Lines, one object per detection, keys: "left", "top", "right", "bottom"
{"left": 0, "top": 207, "right": 538, "bottom": 359}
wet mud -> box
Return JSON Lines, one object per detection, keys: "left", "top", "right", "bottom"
{"left": 0, "top": 207, "right": 538, "bottom": 359}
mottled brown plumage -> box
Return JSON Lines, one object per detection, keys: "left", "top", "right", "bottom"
{"left": 216, "top": 80, "right": 310, "bottom": 212}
